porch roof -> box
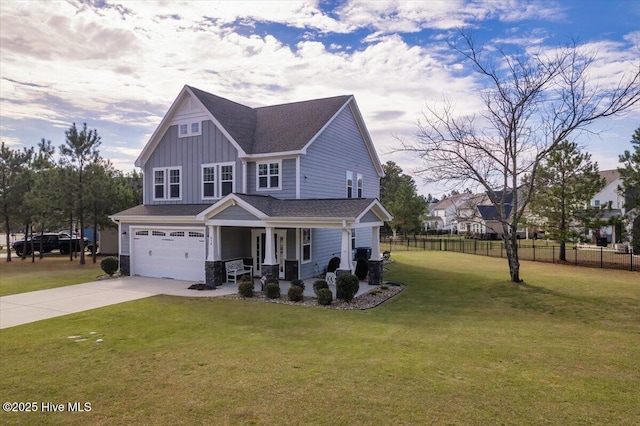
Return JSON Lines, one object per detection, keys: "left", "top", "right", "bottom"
{"left": 197, "top": 193, "right": 392, "bottom": 227}
{"left": 110, "top": 195, "right": 392, "bottom": 227}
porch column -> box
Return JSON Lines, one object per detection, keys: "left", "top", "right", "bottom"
{"left": 338, "top": 224, "right": 353, "bottom": 273}
{"left": 262, "top": 227, "right": 279, "bottom": 283}
{"left": 207, "top": 225, "right": 221, "bottom": 261}
{"left": 371, "top": 226, "right": 381, "bottom": 261}
{"left": 206, "top": 225, "right": 224, "bottom": 288}
{"left": 368, "top": 225, "right": 384, "bottom": 285}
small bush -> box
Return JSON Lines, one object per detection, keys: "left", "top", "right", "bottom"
{"left": 100, "top": 256, "right": 119, "bottom": 277}
{"left": 313, "top": 279, "right": 329, "bottom": 295}
{"left": 265, "top": 281, "right": 281, "bottom": 299}
{"left": 355, "top": 259, "right": 368, "bottom": 280}
{"left": 287, "top": 285, "right": 304, "bottom": 302}
{"left": 238, "top": 279, "right": 254, "bottom": 297}
{"left": 336, "top": 274, "right": 360, "bottom": 303}
{"left": 327, "top": 256, "right": 341, "bottom": 273}
{"left": 380, "top": 285, "right": 389, "bottom": 290}
{"left": 317, "top": 288, "right": 333, "bottom": 306}
{"left": 290, "top": 279, "right": 305, "bottom": 290}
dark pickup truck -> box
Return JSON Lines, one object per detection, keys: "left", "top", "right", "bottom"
{"left": 12, "top": 233, "right": 91, "bottom": 256}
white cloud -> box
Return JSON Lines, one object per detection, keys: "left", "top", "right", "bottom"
{"left": 0, "top": 0, "right": 636, "bottom": 196}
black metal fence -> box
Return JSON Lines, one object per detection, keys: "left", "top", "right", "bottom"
{"left": 381, "top": 236, "right": 639, "bottom": 272}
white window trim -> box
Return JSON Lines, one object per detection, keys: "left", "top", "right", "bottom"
{"left": 177, "top": 120, "right": 202, "bottom": 138}
{"left": 357, "top": 173, "right": 363, "bottom": 198}
{"left": 153, "top": 166, "right": 182, "bottom": 201}
{"left": 346, "top": 171, "right": 354, "bottom": 198}
{"left": 256, "top": 160, "right": 282, "bottom": 191}
{"left": 301, "top": 228, "right": 312, "bottom": 264}
{"left": 201, "top": 162, "right": 235, "bottom": 200}
{"left": 153, "top": 167, "right": 165, "bottom": 201}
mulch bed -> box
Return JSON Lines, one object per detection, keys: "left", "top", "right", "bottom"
{"left": 220, "top": 282, "right": 405, "bottom": 310}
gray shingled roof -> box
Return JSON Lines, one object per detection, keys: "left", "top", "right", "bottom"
{"left": 114, "top": 197, "right": 382, "bottom": 220}
{"left": 113, "top": 204, "right": 211, "bottom": 217}
{"left": 188, "top": 85, "right": 350, "bottom": 154}
{"left": 235, "top": 194, "right": 377, "bottom": 218}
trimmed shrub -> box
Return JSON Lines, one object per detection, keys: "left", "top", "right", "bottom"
{"left": 313, "top": 279, "right": 329, "bottom": 295}
{"left": 317, "top": 288, "right": 333, "bottom": 306}
{"left": 238, "top": 279, "right": 254, "bottom": 297}
{"left": 327, "top": 256, "right": 341, "bottom": 273}
{"left": 287, "top": 285, "right": 304, "bottom": 302}
{"left": 354, "top": 259, "right": 368, "bottom": 280}
{"left": 265, "top": 281, "right": 281, "bottom": 299}
{"left": 290, "top": 279, "right": 305, "bottom": 290}
{"left": 100, "top": 256, "right": 119, "bottom": 277}
{"left": 336, "top": 274, "right": 360, "bottom": 303}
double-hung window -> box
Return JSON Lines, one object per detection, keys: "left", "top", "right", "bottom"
{"left": 301, "top": 228, "right": 311, "bottom": 263}
{"left": 202, "top": 162, "right": 235, "bottom": 200}
{"left": 257, "top": 161, "right": 281, "bottom": 190}
{"left": 154, "top": 169, "right": 165, "bottom": 199}
{"left": 346, "top": 171, "right": 363, "bottom": 198}
{"left": 153, "top": 167, "right": 182, "bottom": 200}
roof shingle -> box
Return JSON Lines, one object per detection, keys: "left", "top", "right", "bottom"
{"left": 188, "top": 85, "right": 350, "bottom": 154}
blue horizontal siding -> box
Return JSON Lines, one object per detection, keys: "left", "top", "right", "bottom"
{"left": 300, "top": 106, "right": 380, "bottom": 200}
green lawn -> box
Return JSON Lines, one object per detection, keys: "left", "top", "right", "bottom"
{"left": 0, "top": 255, "right": 104, "bottom": 296}
{"left": 1, "top": 252, "right": 638, "bottom": 425}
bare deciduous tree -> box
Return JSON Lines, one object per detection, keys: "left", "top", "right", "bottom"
{"left": 399, "top": 32, "right": 640, "bottom": 282}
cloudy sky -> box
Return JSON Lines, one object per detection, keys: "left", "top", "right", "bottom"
{"left": 1, "top": 0, "right": 639, "bottom": 197}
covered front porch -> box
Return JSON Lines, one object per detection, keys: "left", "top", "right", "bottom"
{"left": 196, "top": 193, "right": 392, "bottom": 287}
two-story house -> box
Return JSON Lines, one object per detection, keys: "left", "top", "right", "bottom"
{"left": 111, "top": 85, "right": 391, "bottom": 287}
{"left": 424, "top": 193, "right": 471, "bottom": 234}
{"left": 588, "top": 169, "right": 625, "bottom": 243}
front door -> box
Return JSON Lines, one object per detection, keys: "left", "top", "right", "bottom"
{"left": 252, "top": 229, "right": 287, "bottom": 278}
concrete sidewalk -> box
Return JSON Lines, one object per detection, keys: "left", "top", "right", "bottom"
{"left": 0, "top": 276, "right": 238, "bottom": 329}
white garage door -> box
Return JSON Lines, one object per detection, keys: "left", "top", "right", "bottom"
{"left": 132, "top": 229, "right": 205, "bottom": 282}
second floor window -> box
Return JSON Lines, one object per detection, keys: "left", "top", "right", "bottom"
{"left": 346, "top": 171, "right": 363, "bottom": 198}
{"left": 202, "top": 162, "right": 235, "bottom": 199}
{"left": 153, "top": 167, "right": 181, "bottom": 200}
{"left": 257, "top": 161, "right": 281, "bottom": 190}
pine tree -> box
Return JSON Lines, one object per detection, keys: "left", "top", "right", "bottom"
{"left": 529, "top": 141, "right": 605, "bottom": 261}
{"left": 618, "top": 127, "right": 640, "bottom": 251}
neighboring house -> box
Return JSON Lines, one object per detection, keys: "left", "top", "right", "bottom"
{"left": 455, "top": 191, "right": 532, "bottom": 239}
{"left": 424, "top": 193, "right": 470, "bottom": 233}
{"left": 111, "top": 85, "right": 392, "bottom": 286}
{"left": 591, "top": 170, "right": 624, "bottom": 210}
{"left": 588, "top": 169, "right": 625, "bottom": 244}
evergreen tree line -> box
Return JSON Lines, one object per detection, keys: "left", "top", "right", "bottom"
{"left": 1, "top": 123, "right": 142, "bottom": 264}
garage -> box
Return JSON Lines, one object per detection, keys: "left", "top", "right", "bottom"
{"left": 131, "top": 228, "right": 205, "bottom": 282}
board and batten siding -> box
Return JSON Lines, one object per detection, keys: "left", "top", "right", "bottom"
{"left": 300, "top": 105, "right": 381, "bottom": 200}
{"left": 246, "top": 158, "right": 297, "bottom": 199}
{"left": 144, "top": 121, "right": 241, "bottom": 205}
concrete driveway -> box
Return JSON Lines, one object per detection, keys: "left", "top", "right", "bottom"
{"left": 0, "top": 276, "right": 237, "bottom": 329}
